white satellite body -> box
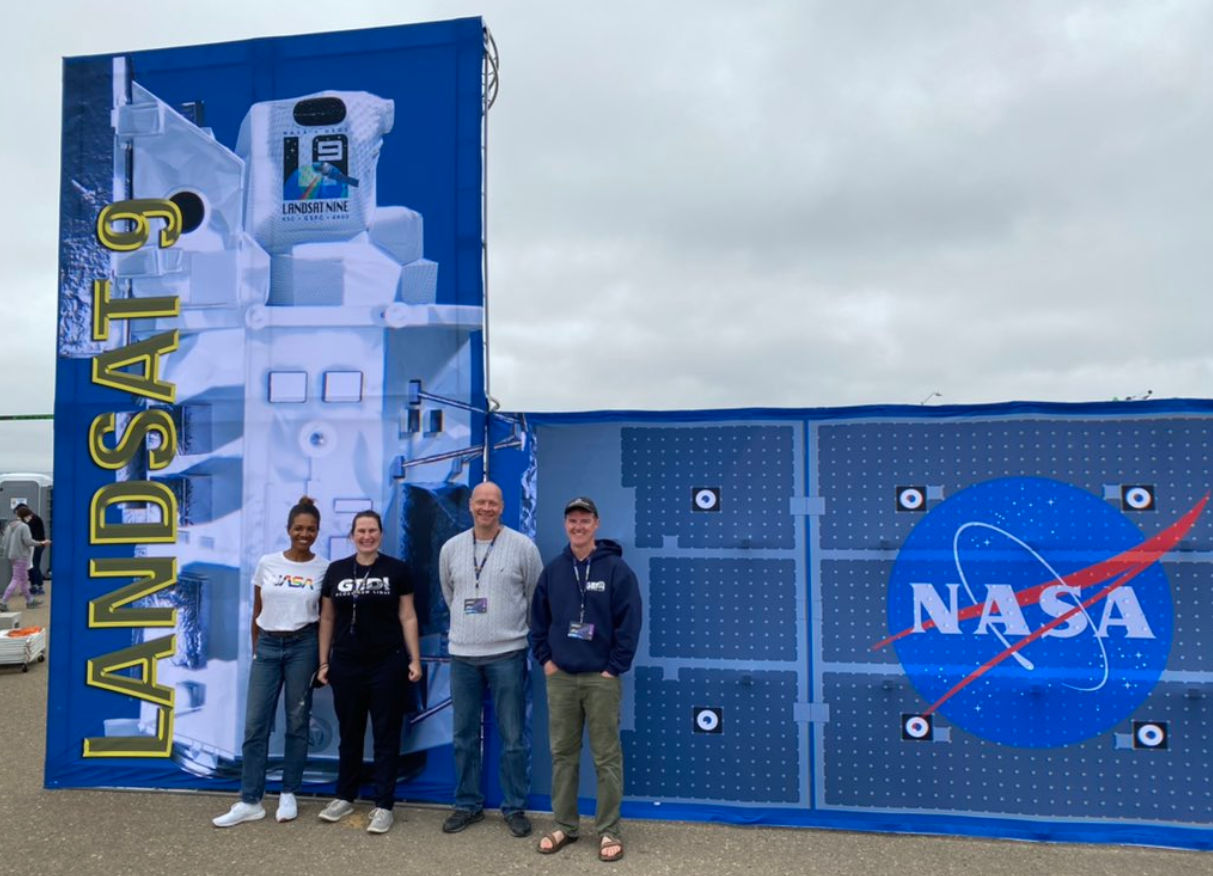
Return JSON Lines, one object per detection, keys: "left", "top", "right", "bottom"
{"left": 104, "top": 66, "right": 480, "bottom": 777}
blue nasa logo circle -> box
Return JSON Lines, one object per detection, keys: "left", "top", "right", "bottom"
{"left": 887, "top": 477, "right": 1173, "bottom": 748}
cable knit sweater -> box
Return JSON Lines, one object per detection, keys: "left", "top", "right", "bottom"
{"left": 439, "top": 525, "right": 543, "bottom": 658}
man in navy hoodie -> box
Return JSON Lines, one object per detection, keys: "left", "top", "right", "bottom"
{"left": 531, "top": 497, "right": 642, "bottom": 863}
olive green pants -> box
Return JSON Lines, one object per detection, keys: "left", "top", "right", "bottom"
{"left": 545, "top": 668, "right": 623, "bottom": 838}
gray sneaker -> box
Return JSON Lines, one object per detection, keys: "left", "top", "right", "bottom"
{"left": 318, "top": 799, "right": 355, "bottom": 822}
{"left": 0, "top": 602, "right": 8, "bottom": 613}
{"left": 367, "top": 807, "right": 394, "bottom": 834}
{"left": 25, "top": 600, "right": 42, "bottom": 609}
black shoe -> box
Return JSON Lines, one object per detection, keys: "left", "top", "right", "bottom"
{"left": 505, "top": 811, "right": 532, "bottom": 838}
{"left": 442, "top": 809, "right": 484, "bottom": 833}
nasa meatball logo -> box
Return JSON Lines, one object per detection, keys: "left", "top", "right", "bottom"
{"left": 875, "top": 477, "right": 1206, "bottom": 748}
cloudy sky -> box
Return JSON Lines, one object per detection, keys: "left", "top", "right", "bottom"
{"left": 3, "top": 1, "right": 1210, "bottom": 473}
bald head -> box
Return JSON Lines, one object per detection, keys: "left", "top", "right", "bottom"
{"left": 471, "top": 481, "right": 503, "bottom": 503}
{"left": 470, "top": 481, "right": 504, "bottom": 537}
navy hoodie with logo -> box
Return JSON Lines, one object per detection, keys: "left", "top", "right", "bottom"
{"left": 531, "top": 539, "right": 643, "bottom": 676}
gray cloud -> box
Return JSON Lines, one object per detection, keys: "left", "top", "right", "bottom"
{"left": 4, "top": 1, "right": 1211, "bottom": 473}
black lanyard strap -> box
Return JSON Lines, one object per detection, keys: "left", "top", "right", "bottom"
{"left": 472, "top": 531, "right": 499, "bottom": 591}
{"left": 573, "top": 557, "right": 592, "bottom": 624}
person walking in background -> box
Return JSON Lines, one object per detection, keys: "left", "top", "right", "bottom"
{"left": 439, "top": 481, "right": 543, "bottom": 838}
{"left": 316, "top": 510, "right": 423, "bottom": 835}
{"left": 21, "top": 506, "right": 47, "bottom": 596}
{"left": 531, "top": 497, "right": 642, "bottom": 863}
{"left": 1, "top": 506, "right": 50, "bottom": 612}
{"left": 213, "top": 497, "right": 329, "bottom": 828}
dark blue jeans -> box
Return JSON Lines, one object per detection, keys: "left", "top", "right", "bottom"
{"left": 240, "top": 625, "right": 318, "bottom": 803}
{"left": 450, "top": 650, "right": 529, "bottom": 815}
{"left": 29, "top": 546, "right": 44, "bottom": 590}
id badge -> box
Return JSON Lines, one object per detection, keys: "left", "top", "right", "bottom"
{"left": 568, "top": 621, "right": 595, "bottom": 641}
{"left": 464, "top": 597, "right": 488, "bottom": 615}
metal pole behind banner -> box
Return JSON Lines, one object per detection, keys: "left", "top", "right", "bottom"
{"left": 481, "top": 26, "right": 501, "bottom": 481}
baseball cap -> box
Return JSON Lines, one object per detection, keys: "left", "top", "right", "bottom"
{"left": 564, "top": 497, "right": 599, "bottom": 517}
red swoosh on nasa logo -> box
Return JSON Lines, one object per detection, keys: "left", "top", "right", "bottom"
{"left": 872, "top": 493, "right": 1207, "bottom": 653}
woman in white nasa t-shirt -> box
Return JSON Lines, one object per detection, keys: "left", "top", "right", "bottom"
{"left": 212, "top": 497, "right": 329, "bottom": 828}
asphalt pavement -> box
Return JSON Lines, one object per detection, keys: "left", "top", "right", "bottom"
{"left": 0, "top": 584, "right": 1206, "bottom": 876}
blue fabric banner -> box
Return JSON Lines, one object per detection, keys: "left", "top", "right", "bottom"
{"left": 50, "top": 18, "right": 486, "bottom": 802}
{"left": 504, "top": 401, "right": 1213, "bottom": 850}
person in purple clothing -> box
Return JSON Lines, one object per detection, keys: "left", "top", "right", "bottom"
{"left": 1, "top": 506, "right": 50, "bottom": 613}
{"left": 20, "top": 507, "right": 47, "bottom": 596}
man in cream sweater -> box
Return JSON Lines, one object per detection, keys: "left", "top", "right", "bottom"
{"left": 439, "top": 481, "right": 543, "bottom": 838}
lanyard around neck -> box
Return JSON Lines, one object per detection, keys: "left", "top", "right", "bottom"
{"left": 573, "top": 556, "right": 592, "bottom": 624}
{"left": 351, "top": 558, "right": 375, "bottom": 633}
{"left": 472, "top": 530, "right": 499, "bottom": 590}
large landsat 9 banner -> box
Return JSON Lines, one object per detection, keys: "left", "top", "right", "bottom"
{"left": 499, "top": 403, "right": 1213, "bottom": 851}
{"left": 50, "top": 18, "right": 1213, "bottom": 853}
{"left": 50, "top": 19, "right": 487, "bottom": 799}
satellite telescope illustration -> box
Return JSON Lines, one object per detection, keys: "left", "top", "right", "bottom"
{"left": 62, "top": 59, "right": 490, "bottom": 781}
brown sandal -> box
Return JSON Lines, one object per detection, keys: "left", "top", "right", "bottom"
{"left": 599, "top": 834, "right": 624, "bottom": 863}
{"left": 537, "top": 830, "right": 579, "bottom": 854}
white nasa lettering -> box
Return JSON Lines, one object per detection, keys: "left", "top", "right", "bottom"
{"left": 909, "top": 581, "right": 1156, "bottom": 640}
{"left": 975, "top": 584, "right": 1030, "bottom": 636}
{"left": 911, "top": 583, "right": 960, "bottom": 634}
{"left": 1040, "top": 585, "right": 1086, "bottom": 638}
{"left": 1094, "top": 587, "right": 1155, "bottom": 638}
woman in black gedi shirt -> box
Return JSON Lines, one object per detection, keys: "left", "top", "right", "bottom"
{"left": 316, "top": 509, "right": 422, "bottom": 835}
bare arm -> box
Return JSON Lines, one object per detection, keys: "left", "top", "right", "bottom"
{"left": 398, "top": 594, "right": 422, "bottom": 682}
{"left": 317, "top": 596, "right": 335, "bottom": 684}
{"left": 251, "top": 586, "right": 263, "bottom": 651}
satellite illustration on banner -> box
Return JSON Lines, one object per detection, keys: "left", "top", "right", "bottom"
{"left": 57, "top": 53, "right": 485, "bottom": 783}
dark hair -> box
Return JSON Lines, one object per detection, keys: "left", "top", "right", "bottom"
{"left": 288, "top": 496, "right": 321, "bottom": 528}
{"left": 350, "top": 509, "right": 383, "bottom": 535}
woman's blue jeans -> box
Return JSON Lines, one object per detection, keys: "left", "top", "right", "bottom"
{"left": 239, "top": 625, "right": 318, "bottom": 803}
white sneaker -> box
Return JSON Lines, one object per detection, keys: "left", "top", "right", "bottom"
{"left": 276, "top": 792, "right": 298, "bottom": 822}
{"left": 318, "top": 798, "right": 355, "bottom": 822}
{"left": 367, "top": 807, "right": 394, "bottom": 834}
{"left": 212, "top": 801, "right": 266, "bottom": 828}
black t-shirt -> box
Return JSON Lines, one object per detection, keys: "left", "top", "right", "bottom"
{"left": 26, "top": 514, "right": 45, "bottom": 541}
{"left": 322, "top": 553, "right": 414, "bottom": 662}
